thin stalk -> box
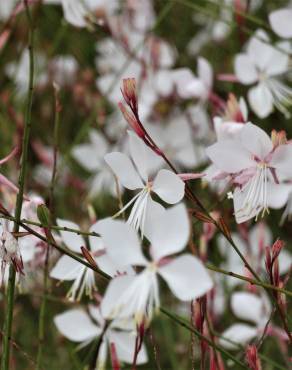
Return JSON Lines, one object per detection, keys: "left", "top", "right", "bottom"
{"left": 36, "top": 84, "right": 61, "bottom": 369}
{"left": 1, "top": 2, "right": 34, "bottom": 369}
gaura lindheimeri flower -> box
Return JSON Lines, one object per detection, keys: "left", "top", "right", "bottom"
{"left": 220, "top": 291, "right": 288, "bottom": 350}
{"left": 50, "top": 219, "right": 128, "bottom": 301}
{"left": 104, "top": 131, "right": 185, "bottom": 235}
{"left": 206, "top": 122, "right": 292, "bottom": 223}
{"left": 269, "top": 7, "right": 292, "bottom": 39}
{"left": 54, "top": 306, "right": 147, "bottom": 369}
{"left": 219, "top": 292, "right": 271, "bottom": 350}
{"left": 234, "top": 29, "right": 291, "bottom": 118}
{"left": 96, "top": 204, "right": 213, "bottom": 325}
{"left": 0, "top": 220, "right": 23, "bottom": 282}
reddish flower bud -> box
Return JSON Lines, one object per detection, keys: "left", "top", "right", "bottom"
{"left": 271, "top": 129, "right": 287, "bottom": 147}
{"left": 272, "top": 239, "right": 285, "bottom": 263}
{"left": 118, "top": 102, "right": 145, "bottom": 139}
{"left": 121, "top": 78, "right": 138, "bottom": 113}
{"left": 245, "top": 345, "right": 262, "bottom": 370}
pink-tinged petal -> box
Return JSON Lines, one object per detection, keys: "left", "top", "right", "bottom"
{"left": 128, "top": 131, "right": 155, "bottom": 182}
{"left": 248, "top": 83, "right": 274, "bottom": 118}
{"left": 104, "top": 152, "right": 144, "bottom": 190}
{"left": 240, "top": 122, "right": 273, "bottom": 160}
{"left": 109, "top": 331, "right": 148, "bottom": 364}
{"left": 0, "top": 174, "right": 23, "bottom": 197}
{"left": 152, "top": 169, "right": 185, "bottom": 204}
{"left": 269, "top": 8, "right": 292, "bottom": 38}
{"left": 57, "top": 219, "right": 84, "bottom": 253}
{"left": 234, "top": 54, "right": 258, "bottom": 85}
{"left": 197, "top": 57, "right": 213, "bottom": 89}
{"left": 231, "top": 292, "right": 268, "bottom": 325}
{"left": 146, "top": 203, "right": 189, "bottom": 261}
{"left": 94, "top": 218, "right": 147, "bottom": 267}
{"left": 0, "top": 146, "right": 18, "bottom": 165}
{"left": 178, "top": 173, "right": 205, "bottom": 181}
{"left": 270, "top": 144, "right": 292, "bottom": 179}
{"left": 54, "top": 309, "right": 101, "bottom": 342}
{"left": 50, "top": 255, "right": 83, "bottom": 281}
{"left": 206, "top": 140, "right": 253, "bottom": 173}
{"left": 219, "top": 324, "right": 258, "bottom": 349}
{"left": 159, "top": 254, "right": 213, "bottom": 301}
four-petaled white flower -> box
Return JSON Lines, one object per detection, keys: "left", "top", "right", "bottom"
{"left": 105, "top": 131, "right": 185, "bottom": 235}
{"left": 96, "top": 204, "right": 213, "bottom": 325}
{"left": 206, "top": 122, "right": 292, "bottom": 223}
{"left": 54, "top": 306, "right": 148, "bottom": 369}
{"left": 235, "top": 29, "right": 291, "bottom": 118}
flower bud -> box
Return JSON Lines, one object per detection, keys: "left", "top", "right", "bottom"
{"left": 245, "top": 345, "right": 262, "bottom": 370}
{"left": 118, "top": 102, "right": 144, "bottom": 139}
{"left": 121, "top": 78, "right": 138, "bottom": 112}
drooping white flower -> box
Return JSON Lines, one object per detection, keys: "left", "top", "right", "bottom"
{"left": 104, "top": 131, "right": 185, "bottom": 235}
{"left": 50, "top": 218, "right": 127, "bottom": 300}
{"left": 219, "top": 292, "right": 271, "bottom": 349}
{"left": 54, "top": 306, "right": 148, "bottom": 369}
{"left": 234, "top": 29, "right": 291, "bottom": 118}
{"left": 96, "top": 204, "right": 213, "bottom": 325}
{"left": 269, "top": 7, "right": 292, "bottom": 39}
{"left": 206, "top": 122, "right": 292, "bottom": 223}
{"left": 72, "top": 130, "right": 117, "bottom": 197}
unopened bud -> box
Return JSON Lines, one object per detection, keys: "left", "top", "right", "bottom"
{"left": 271, "top": 129, "right": 287, "bottom": 147}
{"left": 121, "top": 78, "right": 138, "bottom": 112}
{"left": 118, "top": 102, "right": 144, "bottom": 138}
{"left": 245, "top": 345, "right": 262, "bottom": 370}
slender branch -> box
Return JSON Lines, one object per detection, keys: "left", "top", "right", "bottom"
{"left": 1, "top": 2, "right": 35, "bottom": 369}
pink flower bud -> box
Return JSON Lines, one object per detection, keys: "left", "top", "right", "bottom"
{"left": 118, "top": 102, "right": 145, "bottom": 139}
{"left": 245, "top": 345, "right": 262, "bottom": 370}
{"left": 121, "top": 78, "right": 138, "bottom": 112}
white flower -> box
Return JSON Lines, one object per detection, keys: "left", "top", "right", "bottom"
{"left": 219, "top": 292, "right": 271, "bottom": 349}
{"left": 269, "top": 7, "right": 292, "bottom": 39}
{"left": 96, "top": 204, "right": 213, "bottom": 324}
{"left": 72, "top": 130, "right": 117, "bottom": 197}
{"left": 54, "top": 306, "right": 148, "bottom": 369}
{"left": 218, "top": 222, "right": 292, "bottom": 282}
{"left": 0, "top": 221, "right": 23, "bottom": 281}
{"left": 50, "top": 218, "right": 127, "bottom": 300}
{"left": 234, "top": 29, "right": 291, "bottom": 118}
{"left": 104, "top": 131, "right": 185, "bottom": 235}
{"left": 206, "top": 122, "right": 292, "bottom": 223}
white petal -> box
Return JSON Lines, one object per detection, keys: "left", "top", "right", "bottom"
{"left": 231, "top": 292, "right": 266, "bottom": 325}
{"left": 267, "top": 183, "right": 291, "bottom": 209}
{"left": 269, "top": 8, "right": 292, "bottom": 38}
{"left": 109, "top": 331, "right": 148, "bottom": 364}
{"left": 128, "top": 131, "right": 155, "bottom": 182}
{"left": 146, "top": 203, "right": 189, "bottom": 261}
{"left": 240, "top": 122, "right": 273, "bottom": 160}
{"left": 94, "top": 218, "right": 147, "bottom": 267}
{"left": 270, "top": 144, "right": 292, "bottom": 179}
{"left": 247, "top": 30, "right": 273, "bottom": 71}
{"left": 264, "top": 42, "right": 289, "bottom": 76}
{"left": 233, "top": 185, "right": 261, "bottom": 224}
{"left": 249, "top": 222, "right": 272, "bottom": 260}
{"left": 219, "top": 324, "right": 258, "bottom": 349}
{"left": 104, "top": 152, "right": 144, "bottom": 190}
{"left": 278, "top": 250, "right": 292, "bottom": 275}
{"left": 57, "top": 219, "right": 84, "bottom": 253}
{"left": 248, "top": 83, "right": 274, "bottom": 118}
{"left": 159, "top": 254, "right": 213, "bottom": 301}
{"left": 206, "top": 140, "right": 253, "bottom": 173}
{"left": 152, "top": 169, "right": 185, "bottom": 204}
{"left": 197, "top": 57, "right": 213, "bottom": 89}
{"left": 234, "top": 54, "right": 258, "bottom": 85}
{"left": 50, "top": 255, "right": 83, "bottom": 280}
{"left": 72, "top": 144, "right": 99, "bottom": 172}
{"left": 54, "top": 309, "right": 100, "bottom": 342}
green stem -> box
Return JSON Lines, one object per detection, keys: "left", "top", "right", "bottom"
{"left": 36, "top": 84, "right": 61, "bottom": 369}
{"left": 1, "top": 2, "right": 34, "bottom": 369}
